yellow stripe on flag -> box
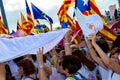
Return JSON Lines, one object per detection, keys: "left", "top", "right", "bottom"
{"left": 99, "top": 29, "right": 117, "bottom": 41}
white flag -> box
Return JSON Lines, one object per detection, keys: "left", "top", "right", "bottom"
{"left": 75, "top": 8, "right": 103, "bottom": 37}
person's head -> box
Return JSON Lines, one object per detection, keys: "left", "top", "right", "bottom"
{"left": 72, "top": 49, "right": 96, "bottom": 71}
{"left": 13, "top": 56, "right": 23, "bottom": 64}
{"left": 60, "top": 55, "right": 81, "bottom": 77}
{"left": 24, "top": 54, "right": 32, "bottom": 60}
{"left": 110, "top": 47, "right": 120, "bottom": 64}
{"left": 17, "top": 59, "right": 36, "bottom": 76}
{"left": 96, "top": 39, "right": 109, "bottom": 53}
{"left": 55, "top": 48, "right": 62, "bottom": 54}
{"left": 49, "top": 48, "right": 57, "bottom": 57}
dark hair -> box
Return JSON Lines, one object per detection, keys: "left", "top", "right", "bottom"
{"left": 57, "top": 44, "right": 64, "bottom": 50}
{"left": 110, "top": 47, "right": 120, "bottom": 57}
{"left": 96, "top": 39, "right": 109, "bottom": 53}
{"left": 43, "top": 54, "right": 47, "bottom": 63}
{"left": 55, "top": 48, "right": 62, "bottom": 53}
{"left": 72, "top": 49, "right": 96, "bottom": 71}
{"left": 17, "top": 59, "right": 36, "bottom": 76}
{"left": 61, "top": 55, "right": 81, "bottom": 74}
{"left": 13, "top": 56, "right": 23, "bottom": 64}
{"left": 32, "top": 55, "right": 37, "bottom": 62}
{"left": 112, "top": 35, "right": 120, "bottom": 49}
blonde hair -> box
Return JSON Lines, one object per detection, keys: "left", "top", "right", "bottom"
{"left": 110, "top": 47, "right": 120, "bottom": 57}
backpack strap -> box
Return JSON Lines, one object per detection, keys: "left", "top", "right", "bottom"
{"left": 68, "top": 72, "right": 86, "bottom": 80}
{"left": 77, "top": 72, "right": 86, "bottom": 79}
{"left": 68, "top": 76, "right": 80, "bottom": 80}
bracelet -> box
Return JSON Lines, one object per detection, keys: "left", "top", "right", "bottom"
{"left": 39, "top": 64, "right": 43, "bottom": 69}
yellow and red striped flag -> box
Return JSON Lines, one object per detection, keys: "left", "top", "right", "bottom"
{"left": 57, "top": 0, "right": 75, "bottom": 20}
{"left": 25, "top": 0, "right": 34, "bottom": 32}
{"left": 58, "top": 0, "right": 83, "bottom": 44}
{"left": 57, "top": 0, "right": 75, "bottom": 28}
{"left": 0, "top": 16, "right": 8, "bottom": 34}
{"left": 21, "top": 12, "right": 32, "bottom": 35}
{"left": 21, "top": 13, "right": 33, "bottom": 35}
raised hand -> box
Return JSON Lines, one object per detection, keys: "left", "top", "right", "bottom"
{"left": 36, "top": 47, "right": 44, "bottom": 65}
{"left": 88, "top": 33, "right": 96, "bottom": 44}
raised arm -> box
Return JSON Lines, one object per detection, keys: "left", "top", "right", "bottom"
{"left": 0, "top": 63, "right": 6, "bottom": 80}
{"left": 64, "top": 30, "right": 72, "bottom": 55}
{"left": 89, "top": 33, "right": 120, "bottom": 73}
{"left": 85, "top": 39, "right": 107, "bottom": 70}
{"left": 36, "top": 48, "right": 48, "bottom": 80}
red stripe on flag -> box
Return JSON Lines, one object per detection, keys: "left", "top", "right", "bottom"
{"left": 99, "top": 32, "right": 115, "bottom": 42}
{"left": 90, "top": 0, "right": 103, "bottom": 17}
{"left": 104, "top": 25, "right": 116, "bottom": 35}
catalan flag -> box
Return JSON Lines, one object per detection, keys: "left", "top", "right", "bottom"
{"left": 0, "top": 16, "right": 8, "bottom": 34}
{"left": 58, "top": 0, "right": 82, "bottom": 44}
{"left": 21, "top": 12, "right": 27, "bottom": 27}
{"left": 57, "top": 0, "right": 75, "bottom": 21}
{"left": 57, "top": 0, "right": 75, "bottom": 15}
{"left": 75, "top": 0, "right": 117, "bottom": 41}
{"left": 21, "top": 13, "right": 32, "bottom": 35}
{"left": 25, "top": 0, "right": 34, "bottom": 33}
{"left": 57, "top": 0, "right": 76, "bottom": 29}
{"left": 75, "top": 0, "right": 90, "bottom": 16}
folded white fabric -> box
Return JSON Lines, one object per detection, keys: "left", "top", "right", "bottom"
{"left": 0, "top": 28, "right": 69, "bottom": 62}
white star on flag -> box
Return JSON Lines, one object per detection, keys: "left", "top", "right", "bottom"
{"left": 82, "top": 0, "right": 89, "bottom": 6}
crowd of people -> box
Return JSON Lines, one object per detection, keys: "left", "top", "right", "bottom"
{"left": 0, "top": 27, "right": 120, "bottom": 80}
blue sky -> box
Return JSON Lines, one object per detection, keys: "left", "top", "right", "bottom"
{"left": 0, "top": 0, "right": 119, "bottom": 32}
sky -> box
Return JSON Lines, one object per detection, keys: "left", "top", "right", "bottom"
{"left": 0, "top": 0, "right": 119, "bottom": 33}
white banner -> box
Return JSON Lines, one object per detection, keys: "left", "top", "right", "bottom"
{"left": 0, "top": 29, "right": 69, "bottom": 62}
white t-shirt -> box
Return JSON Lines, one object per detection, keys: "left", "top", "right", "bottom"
{"left": 50, "top": 67, "right": 65, "bottom": 80}
{"left": 78, "top": 65, "right": 97, "bottom": 80}
{"left": 98, "top": 66, "right": 108, "bottom": 80}
{"left": 8, "top": 60, "right": 21, "bottom": 80}
{"left": 21, "top": 74, "right": 37, "bottom": 80}
{"left": 107, "top": 69, "right": 120, "bottom": 80}
{"left": 21, "top": 77, "right": 33, "bottom": 80}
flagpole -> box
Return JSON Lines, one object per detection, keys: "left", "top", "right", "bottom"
{"left": 50, "top": 22, "right": 52, "bottom": 31}
{"left": 44, "top": 16, "right": 52, "bottom": 31}
{"left": 0, "top": 0, "right": 9, "bottom": 33}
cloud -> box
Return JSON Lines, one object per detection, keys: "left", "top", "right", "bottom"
{"left": 3, "top": 0, "right": 63, "bottom": 12}
{"left": 4, "top": 0, "right": 25, "bottom": 12}
{"left": 29, "top": 0, "right": 63, "bottom": 10}
{"left": 2, "top": 0, "right": 63, "bottom": 32}
{"left": 95, "top": 0, "right": 119, "bottom": 15}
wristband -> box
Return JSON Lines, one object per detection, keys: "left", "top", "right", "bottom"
{"left": 39, "top": 64, "right": 43, "bottom": 69}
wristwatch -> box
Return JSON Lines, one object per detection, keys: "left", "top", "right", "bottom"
{"left": 39, "top": 64, "right": 43, "bottom": 69}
